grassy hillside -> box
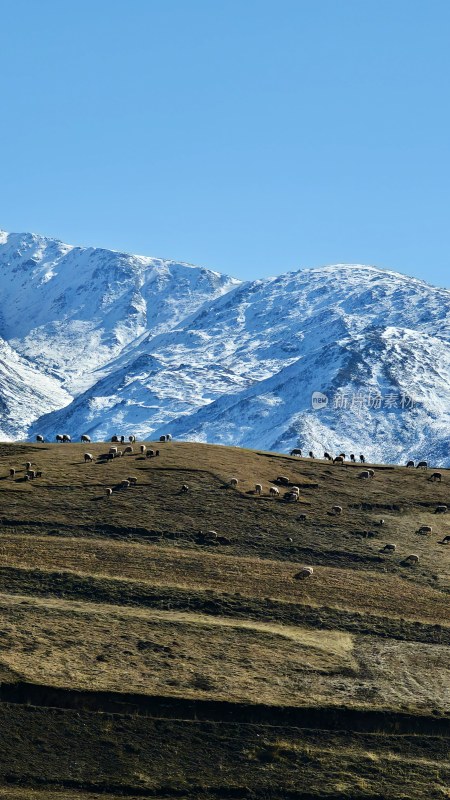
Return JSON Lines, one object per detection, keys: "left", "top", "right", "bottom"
{"left": 0, "top": 441, "right": 448, "bottom": 799}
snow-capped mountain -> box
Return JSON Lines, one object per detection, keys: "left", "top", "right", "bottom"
{"left": 2, "top": 230, "right": 450, "bottom": 463}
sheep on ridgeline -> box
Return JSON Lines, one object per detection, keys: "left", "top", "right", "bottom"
{"left": 62, "top": 434, "right": 71, "bottom": 442}
{"left": 120, "top": 479, "right": 130, "bottom": 488}
{"left": 290, "top": 448, "right": 302, "bottom": 456}
{"left": 323, "top": 452, "right": 332, "bottom": 461}
{"left": 308, "top": 451, "right": 315, "bottom": 459}
{"left": 128, "top": 476, "right": 138, "bottom": 485}
{"left": 294, "top": 566, "right": 314, "bottom": 579}
{"left": 81, "top": 434, "right": 91, "bottom": 443}
{"left": 406, "top": 460, "right": 415, "bottom": 468}
{"left": 229, "top": 478, "right": 238, "bottom": 487}
{"left": 36, "top": 435, "right": 44, "bottom": 443}
{"left": 124, "top": 446, "right": 133, "bottom": 455}
{"left": 333, "top": 456, "right": 344, "bottom": 466}
{"left": 269, "top": 486, "right": 279, "bottom": 496}
{"left": 120, "top": 436, "right": 125, "bottom": 443}
{"left": 181, "top": 484, "right": 189, "bottom": 493}
{"left": 276, "top": 476, "right": 290, "bottom": 485}
{"left": 56, "top": 434, "right": 64, "bottom": 442}
{"left": 360, "top": 454, "right": 366, "bottom": 463}
{"left": 435, "top": 505, "right": 448, "bottom": 514}
{"left": 140, "top": 445, "right": 146, "bottom": 454}
{"left": 416, "top": 461, "right": 428, "bottom": 470}
{"left": 380, "top": 543, "right": 396, "bottom": 552}
{"left": 129, "top": 435, "right": 136, "bottom": 443}
{"left": 111, "top": 435, "right": 119, "bottom": 443}
{"left": 350, "top": 453, "right": 356, "bottom": 462}
{"left": 339, "top": 452, "right": 346, "bottom": 459}
{"left": 429, "top": 472, "right": 442, "bottom": 482}
{"left": 9, "top": 468, "right": 15, "bottom": 478}
{"left": 403, "top": 553, "right": 420, "bottom": 564}
{"left": 146, "top": 449, "right": 155, "bottom": 458}
{"left": 105, "top": 488, "right": 113, "bottom": 496}
{"left": 331, "top": 505, "right": 343, "bottom": 516}
{"left": 418, "top": 525, "right": 432, "bottom": 535}
{"left": 84, "top": 453, "right": 94, "bottom": 463}
{"left": 255, "top": 483, "right": 263, "bottom": 495}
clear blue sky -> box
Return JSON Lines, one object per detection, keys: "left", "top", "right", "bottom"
{"left": 1, "top": 0, "right": 450, "bottom": 285}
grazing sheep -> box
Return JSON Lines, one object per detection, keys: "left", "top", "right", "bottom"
{"left": 129, "top": 435, "right": 136, "bottom": 443}
{"left": 359, "top": 470, "right": 371, "bottom": 479}
{"left": 35, "top": 471, "right": 42, "bottom": 478}
{"left": 332, "top": 505, "right": 343, "bottom": 515}
{"left": 56, "top": 434, "right": 64, "bottom": 442}
{"left": 124, "top": 446, "right": 133, "bottom": 454}
{"left": 140, "top": 445, "right": 146, "bottom": 454}
{"left": 128, "top": 476, "right": 138, "bottom": 485}
{"left": 117, "top": 450, "right": 123, "bottom": 457}
{"left": 308, "top": 451, "right": 315, "bottom": 459}
{"left": 111, "top": 435, "right": 119, "bottom": 442}
{"left": 290, "top": 448, "right": 302, "bottom": 456}
{"left": 435, "top": 505, "right": 448, "bottom": 514}
{"left": 339, "top": 452, "right": 346, "bottom": 459}
{"left": 323, "top": 452, "right": 332, "bottom": 460}
{"left": 439, "top": 535, "right": 450, "bottom": 544}
{"left": 181, "top": 484, "right": 189, "bottom": 493}
{"left": 276, "top": 476, "right": 290, "bottom": 485}
{"left": 416, "top": 461, "right": 428, "bottom": 469}
{"left": 255, "top": 483, "right": 263, "bottom": 495}
{"left": 120, "top": 479, "right": 130, "bottom": 488}
{"left": 284, "top": 491, "right": 298, "bottom": 503}
{"left": 81, "top": 435, "right": 91, "bottom": 443}
{"left": 120, "top": 436, "right": 125, "bottom": 443}
{"left": 286, "top": 536, "right": 293, "bottom": 542}
{"left": 155, "top": 449, "right": 160, "bottom": 456}
{"left": 36, "top": 435, "right": 44, "bottom": 443}
{"left": 269, "top": 486, "right": 280, "bottom": 496}
{"left": 62, "top": 434, "right": 71, "bottom": 443}
{"left": 381, "top": 543, "right": 396, "bottom": 552}
{"left": 294, "top": 567, "right": 314, "bottom": 579}
{"left": 418, "top": 525, "right": 432, "bottom": 535}
{"left": 350, "top": 453, "right": 356, "bottom": 462}
{"left": 406, "top": 460, "right": 415, "bottom": 468}
{"left": 333, "top": 456, "right": 344, "bottom": 466}
{"left": 159, "top": 435, "right": 167, "bottom": 442}
{"left": 429, "top": 472, "right": 442, "bottom": 482}
{"left": 84, "top": 453, "right": 94, "bottom": 463}
{"left": 291, "top": 486, "right": 300, "bottom": 494}
{"left": 404, "top": 553, "right": 420, "bottom": 564}
{"left": 105, "top": 488, "right": 113, "bottom": 496}
{"left": 229, "top": 478, "right": 238, "bottom": 487}
{"left": 376, "top": 519, "right": 385, "bottom": 526}
{"left": 109, "top": 447, "right": 118, "bottom": 457}
{"left": 359, "top": 454, "right": 366, "bottom": 463}
{"left": 25, "top": 462, "right": 32, "bottom": 470}
{"left": 146, "top": 449, "right": 155, "bottom": 458}
{"left": 204, "top": 530, "right": 218, "bottom": 540}
{"left": 367, "top": 469, "right": 375, "bottom": 477}
{"left": 9, "top": 468, "right": 15, "bottom": 478}
{"left": 27, "top": 470, "right": 36, "bottom": 479}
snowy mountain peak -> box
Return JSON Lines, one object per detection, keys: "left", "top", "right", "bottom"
{"left": 1, "top": 230, "right": 450, "bottom": 464}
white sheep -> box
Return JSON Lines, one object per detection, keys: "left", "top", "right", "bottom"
{"left": 418, "top": 525, "right": 432, "bottom": 535}
{"left": 128, "top": 476, "right": 138, "bottom": 485}
{"left": 333, "top": 456, "right": 344, "bottom": 466}
{"left": 255, "top": 483, "right": 263, "bottom": 494}
{"left": 9, "top": 468, "right": 15, "bottom": 478}
{"left": 36, "top": 435, "right": 44, "bottom": 442}
{"left": 332, "top": 505, "right": 343, "bottom": 515}
{"left": 294, "top": 566, "right": 314, "bottom": 579}
{"left": 81, "top": 434, "right": 91, "bottom": 443}
{"left": 284, "top": 491, "right": 298, "bottom": 503}
{"left": 269, "top": 486, "right": 279, "bottom": 496}
{"left": 84, "top": 453, "right": 94, "bottom": 463}
{"left": 140, "top": 445, "right": 146, "bottom": 454}
{"left": 359, "top": 470, "right": 371, "bottom": 479}
{"left": 105, "top": 488, "right": 113, "bottom": 496}
{"left": 435, "top": 505, "right": 448, "bottom": 514}
{"left": 404, "top": 553, "right": 420, "bottom": 564}
{"left": 25, "top": 462, "right": 32, "bottom": 470}
{"left": 124, "top": 446, "right": 133, "bottom": 455}
{"left": 367, "top": 469, "right": 375, "bottom": 477}
{"left": 121, "top": 479, "right": 130, "bottom": 488}
{"left": 181, "top": 484, "right": 189, "bottom": 493}
{"left": 204, "top": 530, "right": 218, "bottom": 540}
{"left": 229, "top": 478, "right": 238, "bottom": 487}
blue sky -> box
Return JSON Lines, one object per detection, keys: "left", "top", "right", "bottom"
{"left": 1, "top": 0, "right": 450, "bottom": 285}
